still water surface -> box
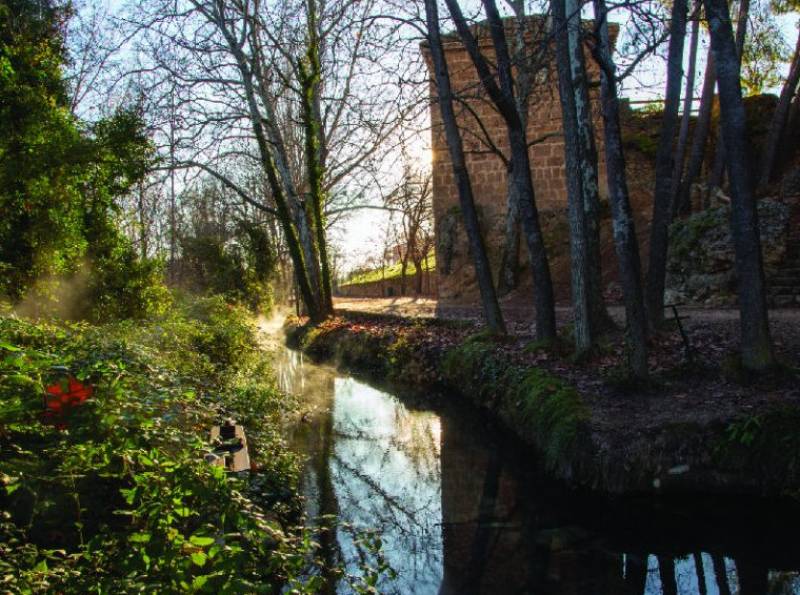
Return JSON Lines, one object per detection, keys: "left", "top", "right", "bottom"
{"left": 275, "top": 346, "right": 800, "bottom": 595}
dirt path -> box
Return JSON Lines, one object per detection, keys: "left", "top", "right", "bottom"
{"left": 333, "top": 296, "right": 800, "bottom": 359}
{"left": 334, "top": 296, "right": 800, "bottom": 326}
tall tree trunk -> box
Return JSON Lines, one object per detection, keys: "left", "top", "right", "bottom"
{"left": 707, "top": 0, "right": 750, "bottom": 199}
{"left": 300, "top": 0, "right": 334, "bottom": 316}
{"left": 295, "top": 206, "right": 323, "bottom": 305}
{"left": 704, "top": 0, "right": 774, "bottom": 370}
{"left": 445, "top": 0, "right": 557, "bottom": 341}
{"left": 759, "top": 27, "right": 800, "bottom": 189}
{"left": 566, "top": 0, "right": 609, "bottom": 332}
{"left": 497, "top": 0, "right": 530, "bottom": 299}
{"left": 252, "top": 58, "right": 326, "bottom": 316}
{"left": 413, "top": 257, "right": 424, "bottom": 294}
{"left": 400, "top": 256, "right": 409, "bottom": 295}
{"left": 592, "top": 0, "right": 650, "bottom": 378}
{"left": 671, "top": 5, "right": 701, "bottom": 217}
{"left": 424, "top": 0, "right": 506, "bottom": 334}
{"left": 647, "top": 0, "right": 689, "bottom": 328}
{"left": 497, "top": 183, "right": 521, "bottom": 295}
{"left": 554, "top": 0, "right": 593, "bottom": 354}
{"left": 677, "top": 46, "right": 716, "bottom": 213}
{"left": 211, "top": 9, "right": 322, "bottom": 321}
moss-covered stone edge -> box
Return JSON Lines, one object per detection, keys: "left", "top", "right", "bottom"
{"left": 285, "top": 317, "right": 589, "bottom": 474}
{"left": 440, "top": 332, "right": 590, "bottom": 473}
{"left": 284, "top": 316, "right": 800, "bottom": 497}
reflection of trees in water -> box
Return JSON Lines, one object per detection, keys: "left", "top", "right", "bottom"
{"left": 332, "top": 412, "right": 441, "bottom": 485}
{"left": 328, "top": 378, "right": 443, "bottom": 594}
{"left": 627, "top": 553, "right": 800, "bottom": 595}
{"left": 277, "top": 346, "right": 800, "bottom": 595}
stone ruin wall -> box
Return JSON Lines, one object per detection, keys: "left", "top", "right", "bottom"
{"left": 425, "top": 20, "right": 642, "bottom": 304}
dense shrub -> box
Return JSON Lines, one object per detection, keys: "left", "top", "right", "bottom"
{"left": 178, "top": 223, "right": 276, "bottom": 314}
{"left": 0, "top": 304, "right": 318, "bottom": 592}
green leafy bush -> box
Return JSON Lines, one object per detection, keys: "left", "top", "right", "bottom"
{"left": 179, "top": 222, "right": 276, "bottom": 314}
{"left": 186, "top": 296, "right": 258, "bottom": 371}
{"left": 0, "top": 305, "right": 319, "bottom": 592}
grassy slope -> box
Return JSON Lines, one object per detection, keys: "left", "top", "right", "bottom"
{"left": 341, "top": 251, "right": 436, "bottom": 286}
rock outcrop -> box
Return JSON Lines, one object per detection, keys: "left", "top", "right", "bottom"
{"left": 665, "top": 199, "right": 799, "bottom": 307}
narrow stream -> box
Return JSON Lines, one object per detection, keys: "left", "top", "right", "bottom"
{"left": 274, "top": 343, "right": 800, "bottom": 594}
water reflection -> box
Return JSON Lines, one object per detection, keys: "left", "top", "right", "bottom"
{"left": 275, "top": 347, "right": 800, "bottom": 594}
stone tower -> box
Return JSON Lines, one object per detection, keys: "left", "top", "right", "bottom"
{"left": 424, "top": 17, "right": 617, "bottom": 303}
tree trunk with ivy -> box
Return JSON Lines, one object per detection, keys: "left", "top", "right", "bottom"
{"left": 299, "top": 0, "right": 334, "bottom": 317}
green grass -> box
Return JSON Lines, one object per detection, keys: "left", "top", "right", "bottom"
{"left": 341, "top": 250, "right": 436, "bottom": 286}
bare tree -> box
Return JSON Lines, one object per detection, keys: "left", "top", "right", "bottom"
{"left": 423, "top": 0, "right": 506, "bottom": 334}
{"left": 671, "top": 2, "right": 701, "bottom": 217}
{"left": 676, "top": 38, "right": 716, "bottom": 213}
{"left": 591, "top": 0, "right": 649, "bottom": 378}
{"left": 704, "top": 0, "right": 774, "bottom": 370}
{"left": 554, "top": 0, "right": 595, "bottom": 353}
{"left": 127, "top": 0, "right": 415, "bottom": 321}
{"left": 444, "top": 0, "right": 557, "bottom": 341}
{"left": 386, "top": 163, "right": 434, "bottom": 295}
{"left": 646, "top": 0, "right": 689, "bottom": 328}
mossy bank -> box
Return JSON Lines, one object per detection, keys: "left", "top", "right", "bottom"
{"left": 285, "top": 313, "right": 800, "bottom": 498}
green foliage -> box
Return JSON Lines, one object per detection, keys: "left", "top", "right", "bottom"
{"left": 668, "top": 206, "right": 723, "bottom": 262}
{"left": 441, "top": 335, "right": 513, "bottom": 404}
{"left": 740, "top": 2, "right": 791, "bottom": 95}
{"left": 726, "top": 415, "right": 763, "bottom": 447}
{"left": 0, "top": 0, "right": 167, "bottom": 320}
{"left": 186, "top": 296, "right": 259, "bottom": 370}
{"left": 623, "top": 129, "right": 659, "bottom": 157}
{"left": 180, "top": 222, "right": 276, "bottom": 313}
{"left": 443, "top": 335, "right": 589, "bottom": 469}
{"left": 507, "top": 368, "right": 589, "bottom": 469}
{"left": 0, "top": 0, "right": 84, "bottom": 296}
{"left": 715, "top": 407, "right": 800, "bottom": 490}
{"left": 0, "top": 303, "right": 327, "bottom": 592}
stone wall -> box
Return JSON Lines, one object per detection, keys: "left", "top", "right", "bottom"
{"left": 337, "top": 271, "right": 438, "bottom": 298}
{"left": 424, "top": 17, "right": 617, "bottom": 303}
